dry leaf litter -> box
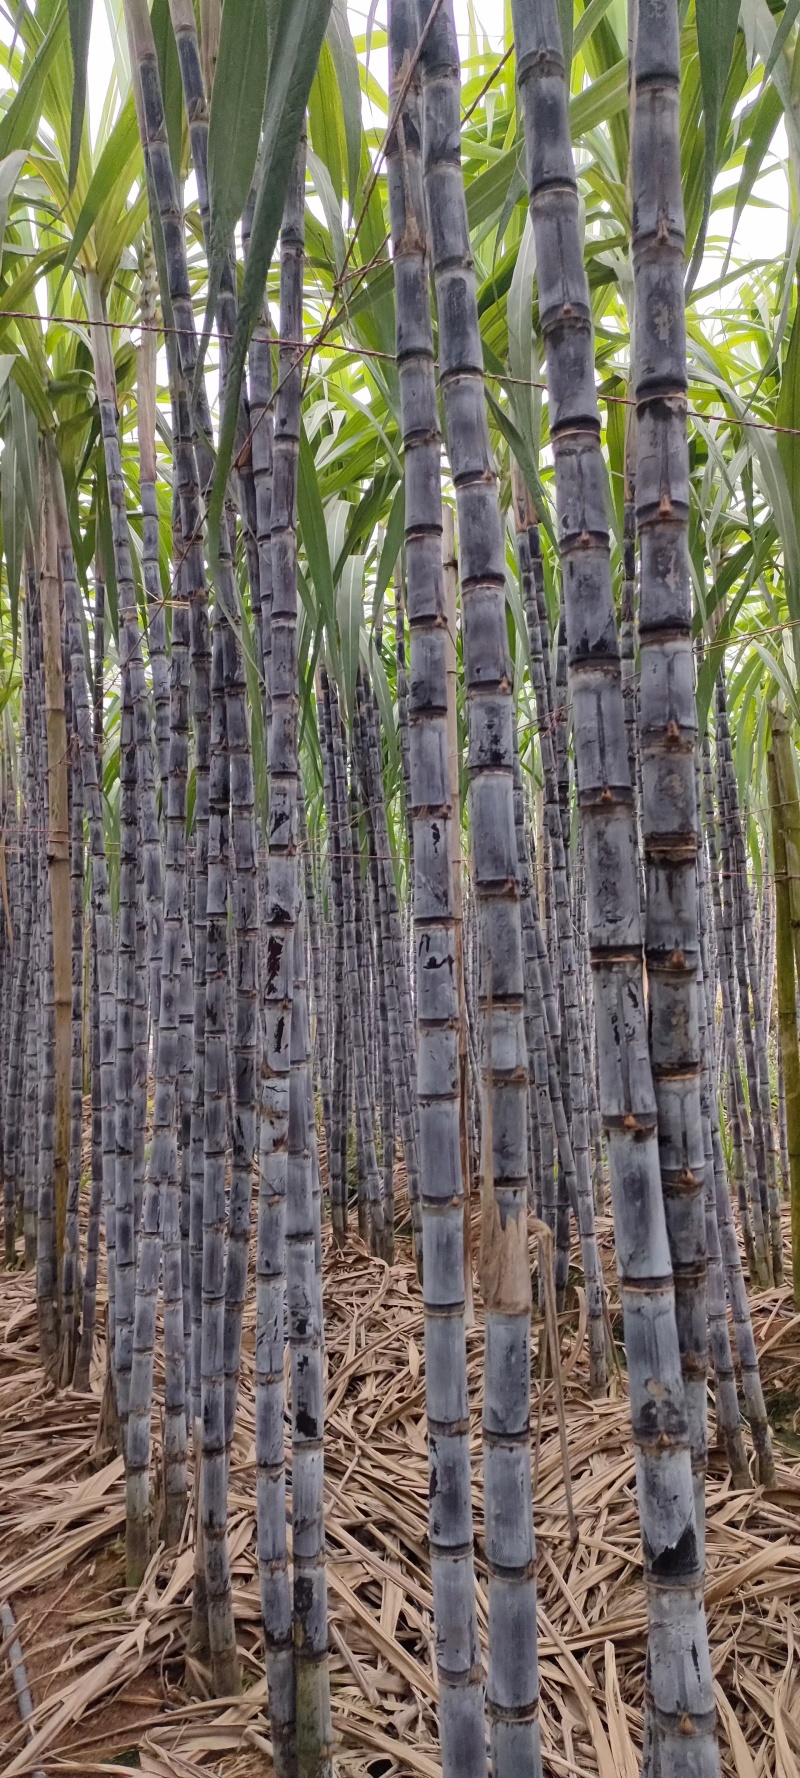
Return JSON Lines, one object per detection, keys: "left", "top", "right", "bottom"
{"left": 1, "top": 1153, "right": 799, "bottom": 1778}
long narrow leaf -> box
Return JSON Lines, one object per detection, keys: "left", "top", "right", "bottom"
{"left": 207, "top": 0, "right": 332, "bottom": 575}
{"left": 202, "top": 0, "right": 269, "bottom": 356}
{"left": 372, "top": 483, "right": 404, "bottom": 632}
{"left": 0, "top": 5, "right": 67, "bottom": 161}
{"left": 151, "top": 0, "right": 185, "bottom": 180}
{"left": 298, "top": 416, "right": 338, "bottom": 663}
{"left": 690, "top": 0, "right": 741, "bottom": 287}
{"left": 67, "top": 0, "right": 91, "bottom": 190}
{"left": 0, "top": 432, "right": 23, "bottom": 655}
{"left": 327, "top": 0, "right": 361, "bottom": 213}
{"left": 761, "top": 0, "right": 800, "bottom": 85}
{"left": 57, "top": 92, "right": 140, "bottom": 293}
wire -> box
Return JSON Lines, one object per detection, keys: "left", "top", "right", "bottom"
{"left": 3, "top": 304, "right": 798, "bottom": 442}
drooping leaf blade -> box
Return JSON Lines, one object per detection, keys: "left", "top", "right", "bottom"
{"left": 761, "top": 0, "right": 800, "bottom": 86}
{"left": 309, "top": 38, "right": 345, "bottom": 203}
{"left": 67, "top": 0, "right": 92, "bottom": 190}
{"left": 776, "top": 301, "right": 800, "bottom": 679}
{"left": 0, "top": 150, "right": 27, "bottom": 264}
{"left": 298, "top": 417, "right": 337, "bottom": 657}
{"left": 726, "top": 81, "right": 782, "bottom": 263}
{"left": 208, "top": 0, "right": 332, "bottom": 571}
{"left": 0, "top": 4, "right": 68, "bottom": 162}
{"left": 0, "top": 431, "right": 23, "bottom": 655}
{"left": 198, "top": 0, "right": 270, "bottom": 387}
{"left": 689, "top": 0, "right": 741, "bottom": 288}
{"left": 372, "top": 483, "right": 405, "bottom": 633}
{"left": 506, "top": 213, "right": 539, "bottom": 465}
{"left": 326, "top": 0, "right": 361, "bottom": 213}
{"left": 337, "top": 553, "right": 363, "bottom": 724}
{"left": 57, "top": 91, "right": 141, "bottom": 292}
{"left": 8, "top": 380, "right": 39, "bottom": 540}
{"left": 557, "top": 0, "right": 573, "bottom": 74}
{"left": 151, "top": 0, "right": 185, "bottom": 181}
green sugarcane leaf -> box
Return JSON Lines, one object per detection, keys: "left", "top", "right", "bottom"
{"left": 557, "top": 0, "right": 573, "bottom": 75}
{"left": 0, "top": 3, "right": 67, "bottom": 162}
{"left": 369, "top": 635, "right": 398, "bottom": 771}
{"left": 309, "top": 37, "right": 345, "bottom": 203}
{"left": 207, "top": 0, "right": 332, "bottom": 573}
{"left": 485, "top": 386, "right": 555, "bottom": 550}
{"left": 57, "top": 92, "right": 140, "bottom": 292}
{"left": 761, "top": 0, "right": 800, "bottom": 84}
{"left": 574, "top": 0, "right": 615, "bottom": 54}
{"left": 326, "top": 497, "right": 350, "bottom": 572}
{"left": 8, "top": 380, "right": 38, "bottom": 539}
{"left": 506, "top": 213, "right": 539, "bottom": 464}
{"left": 95, "top": 458, "right": 118, "bottom": 647}
{"left": 9, "top": 353, "right": 51, "bottom": 434}
{"left": 337, "top": 553, "right": 363, "bottom": 724}
{"left": 298, "top": 417, "right": 337, "bottom": 662}
{"left": 776, "top": 303, "right": 800, "bottom": 675}
{"left": 151, "top": 0, "right": 184, "bottom": 181}
{"left": 690, "top": 0, "right": 741, "bottom": 287}
{"left": 696, "top": 543, "right": 770, "bottom": 734}
{"left": 67, "top": 0, "right": 91, "bottom": 191}
{"left": 335, "top": 471, "right": 392, "bottom": 580}
{"left": 308, "top": 146, "right": 346, "bottom": 274}
{"left": 740, "top": 0, "right": 800, "bottom": 160}
{"left": 0, "top": 150, "right": 27, "bottom": 264}
{"left": 372, "top": 482, "right": 404, "bottom": 633}
{"left": 569, "top": 58, "right": 627, "bottom": 137}
{"left": 199, "top": 0, "right": 270, "bottom": 388}
{"left": 326, "top": 0, "right": 361, "bottom": 213}
{"left": 726, "top": 83, "right": 782, "bottom": 258}
{"left": 751, "top": 633, "right": 800, "bottom": 725}
{"left": 0, "top": 431, "right": 23, "bottom": 654}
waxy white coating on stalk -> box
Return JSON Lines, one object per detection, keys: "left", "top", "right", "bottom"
{"left": 61, "top": 548, "right": 116, "bottom": 1396}
{"left": 328, "top": 675, "right": 386, "bottom": 1253}
{"left": 716, "top": 677, "right": 782, "bottom": 1282}
{"left": 513, "top": 2, "right": 720, "bottom": 1771}
{"left": 37, "top": 447, "right": 72, "bottom": 1370}
{"left": 5, "top": 591, "right": 39, "bottom": 1274}
{"left": 630, "top": 0, "right": 711, "bottom": 1599}
{"left": 387, "top": 2, "right": 489, "bottom": 1769}
{"left": 318, "top": 668, "right": 349, "bottom": 1246}
{"left": 417, "top": 1, "right": 544, "bottom": 1769}
{"left": 514, "top": 478, "right": 607, "bottom": 1396}
{"left": 701, "top": 732, "right": 763, "bottom": 1279}
{"left": 356, "top": 670, "right": 423, "bottom": 1262}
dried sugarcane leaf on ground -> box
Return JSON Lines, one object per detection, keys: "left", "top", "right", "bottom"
{"left": 0, "top": 1197, "right": 799, "bottom": 1776}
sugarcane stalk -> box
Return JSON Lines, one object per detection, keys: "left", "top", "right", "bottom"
{"left": 513, "top": 468, "right": 607, "bottom": 1395}
{"left": 513, "top": 4, "right": 720, "bottom": 1770}
{"left": 38, "top": 439, "right": 72, "bottom": 1364}
{"left": 415, "top": 4, "right": 542, "bottom": 1768}
{"left": 769, "top": 727, "right": 800, "bottom": 1304}
{"left": 387, "top": 5, "right": 489, "bottom": 1765}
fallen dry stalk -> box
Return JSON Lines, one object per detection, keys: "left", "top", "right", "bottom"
{"left": 0, "top": 1599, "right": 48, "bottom": 1778}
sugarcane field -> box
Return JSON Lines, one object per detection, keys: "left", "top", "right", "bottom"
{"left": 3, "top": 0, "right": 800, "bottom": 1773}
